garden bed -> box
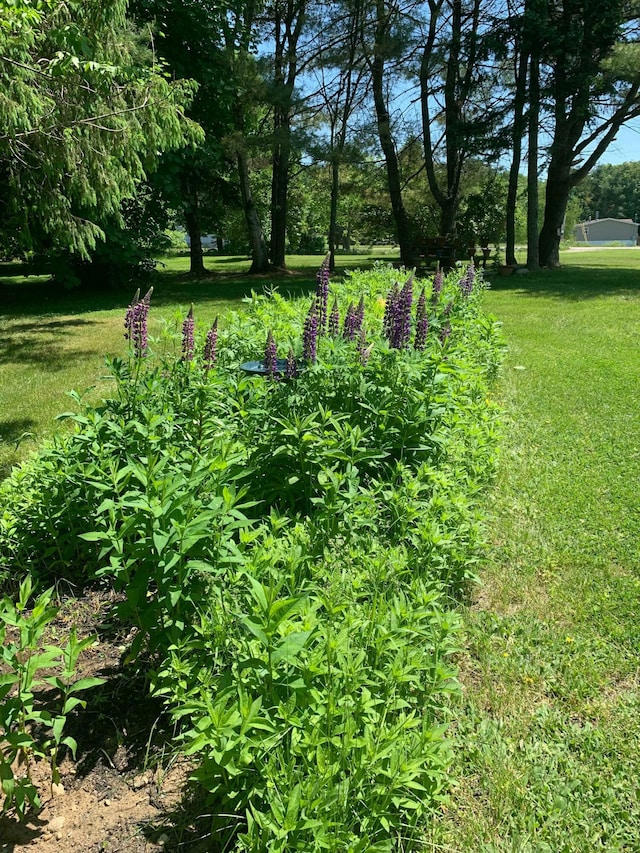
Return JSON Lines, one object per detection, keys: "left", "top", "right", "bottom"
{"left": 0, "top": 261, "right": 503, "bottom": 850}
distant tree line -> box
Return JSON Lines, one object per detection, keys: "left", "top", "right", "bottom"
{"left": 2, "top": 0, "right": 640, "bottom": 283}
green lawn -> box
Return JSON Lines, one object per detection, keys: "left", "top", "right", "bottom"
{"left": 434, "top": 248, "right": 640, "bottom": 851}
{"left": 2, "top": 248, "right": 640, "bottom": 849}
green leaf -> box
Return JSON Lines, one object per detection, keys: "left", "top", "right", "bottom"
{"left": 246, "top": 576, "right": 269, "bottom": 613}
{"left": 239, "top": 615, "right": 269, "bottom": 648}
{"left": 61, "top": 736, "right": 78, "bottom": 758}
{"left": 67, "top": 677, "right": 105, "bottom": 694}
{"left": 283, "top": 783, "right": 301, "bottom": 831}
{"left": 52, "top": 715, "right": 66, "bottom": 744}
{"left": 79, "top": 531, "right": 106, "bottom": 542}
{"left": 271, "top": 631, "right": 313, "bottom": 665}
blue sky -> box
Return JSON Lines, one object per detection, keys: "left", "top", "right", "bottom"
{"left": 595, "top": 119, "right": 640, "bottom": 165}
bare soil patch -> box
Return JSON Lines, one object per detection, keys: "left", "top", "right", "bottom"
{"left": 0, "top": 590, "right": 205, "bottom": 853}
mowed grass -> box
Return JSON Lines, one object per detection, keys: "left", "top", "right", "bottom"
{"left": 434, "top": 248, "right": 640, "bottom": 851}
{"left": 2, "top": 247, "right": 640, "bottom": 850}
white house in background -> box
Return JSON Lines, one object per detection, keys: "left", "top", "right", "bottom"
{"left": 574, "top": 217, "right": 639, "bottom": 246}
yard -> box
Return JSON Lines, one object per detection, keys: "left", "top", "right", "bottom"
{"left": 1, "top": 248, "right": 639, "bottom": 850}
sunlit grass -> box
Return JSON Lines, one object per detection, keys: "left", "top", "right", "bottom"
{"left": 433, "top": 246, "right": 640, "bottom": 850}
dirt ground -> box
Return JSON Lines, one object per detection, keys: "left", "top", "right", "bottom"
{"left": 0, "top": 590, "right": 210, "bottom": 853}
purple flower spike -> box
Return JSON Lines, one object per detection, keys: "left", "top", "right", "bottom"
{"left": 357, "top": 326, "right": 372, "bottom": 365}
{"left": 342, "top": 302, "right": 357, "bottom": 341}
{"left": 203, "top": 317, "right": 218, "bottom": 369}
{"left": 125, "top": 286, "right": 152, "bottom": 358}
{"left": 432, "top": 268, "right": 443, "bottom": 302}
{"left": 315, "top": 254, "right": 331, "bottom": 333}
{"left": 444, "top": 300, "right": 453, "bottom": 317}
{"left": 383, "top": 283, "right": 399, "bottom": 341}
{"left": 124, "top": 288, "right": 140, "bottom": 341}
{"left": 414, "top": 287, "right": 428, "bottom": 351}
{"left": 355, "top": 295, "right": 365, "bottom": 333}
{"left": 303, "top": 298, "right": 319, "bottom": 363}
{"left": 328, "top": 297, "right": 340, "bottom": 337}
{"left": 285, "top": 347, "right": 298, "bottom": 380}
{"left": 390, "top": 274, "right": 413, "bottom": 349}
{"left": 460, "top": 261, "right": 475, "bottom": 297}
{"left": 439, "top": 323, "right": 451, "bottom": 346}
{"left": 265, "top": 329, "right": 278, "bottom": 379}
{"left": 182, "top": 305, "right": 195, "bottom": 362}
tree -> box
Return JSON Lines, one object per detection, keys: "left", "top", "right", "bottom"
{"left": 572, "top": 161, "right": 640, "bottom": 222}
{"left": 221, "top": 4, "right": 271, "bottom": 273}
{"left": 364, "top": 0, "right": 414, "bottom": 265}
{"left": 310, "top": 0, "right": 370, "bottom": 268}
{"left": 504, "top": 0, "right": 531, "bottom": 266}
{"left": 420, "top": 0, "right": 507, "bottom": 238}
{"left": 0, "top": 0, "right": 199, "bottom": 262}
{"left": 537, "top": 0, "right": 640, "bottom": 267}
{"left": 131, "top": 0, "right": 238, "bottom": 275}
{"left": 267, "top": 0, "right": 309, "bottom": 268}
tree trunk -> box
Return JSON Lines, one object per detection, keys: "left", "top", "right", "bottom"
{"left": 270, "top": 113, "right": 290, "bottom": 268}
{"left": 269, "top": 0, "right": 305, "bottom": 270}
{"left": 527, "top": 51, "right": 540, "bottom": 270}
{"left": 420, "top": 0, "right": 481, "bottom": 243}
{"left": 538, "top": 161, "right": 570, "bottom": 267}
{"left": 439, "top": 198, "right": 458, "bottom": 238}
{"left": 371, "top": 0, "right": 413, "bottom": 265}
{"left": 506, "top": 46, "right": 529, "bottom": 266}
{"left": 328, "top": 156, "right": 340, "bottom": 271}
{"left": 237, "top": 147, "right": 270, "bottom": 273}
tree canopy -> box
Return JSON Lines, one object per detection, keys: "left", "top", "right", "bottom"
{"left": 0, "top": 0, "right": 200, "bottom": 259}
{"left": 2, "top": 0, "right": 640, "bottom": 273}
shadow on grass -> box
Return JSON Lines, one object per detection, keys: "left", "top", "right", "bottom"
{"left": 487, "top": 262, "right": 640, "bottom": 300}
{"left": 0, "top": 418, "right": 35, "bottom": 445}
{"left": 149, "top": 270, "right": 318, "bottom": 309}
{"left": 5, "top": 317, "right": 99, "bottom": 334}
{"left": 0, "top": 315, "right": 102, "bottom": 367}
{"left": 0, "top": 335, "right": 101, "bottom": 369}
{"left": 0, "top": 266, "right": 324, "bottom": 318}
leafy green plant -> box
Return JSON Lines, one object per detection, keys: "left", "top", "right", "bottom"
{"left": 0, "top": 577, "right": 103, "bottom": 819}
{"left": 0, "top": 261, "right": 503, "bottom": 845}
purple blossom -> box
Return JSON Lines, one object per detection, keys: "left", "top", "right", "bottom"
{"left": 328, "top": 297, "right": 340, "bottom": 337}
{"left": 264, "top": 329, "right": 278, "bottom": 378}
{"left": 439, "top": 323, "right": 451, "bottom": 346}
{"left": 303, "top": 298, "right": 319, "bottom": 363}
{"left": 124, "top": 288, "right": 140, "bottom": 340}
{"left": 444, "top": 300, "right": 453, "bottom": 317}
{"left": 460, "top": 261, "right": 475, "bottom": 297}
{"left": 414, "top": 287, "right": 428, "bottom": 351}
{"left": 383, "top": 283, "right": 399, "bottom": 340}
{"left": 285, "top": 347, "right": 298, "bottom": 380}
{"left": 182, "top": 305, "right": 195, "bottom": 362}
{"left": 390, "top": 274, "right": 413, "bottom": 350}
{"left": 315, "top": 254, "right": 331, "bottom": 333}
{"left": 125, "top": 286, "right": 152, "bottom": 358}
{"left": 203, "top": 317, "right": 218, "bottom": 369}
{"left": 342, "top": 301, "right": 357, "bottom": 341}
{"left": 431, "top": 268, "right": 443, "bottom": 302}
